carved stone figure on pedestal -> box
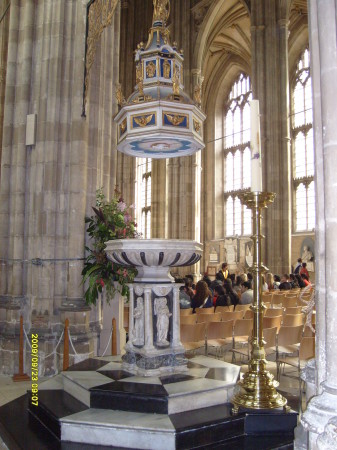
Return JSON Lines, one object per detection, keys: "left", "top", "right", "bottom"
{"left": 154, "top": 297, "right": 171, "bottom": 347}
{"left": 133, "top": 297, "right": 144, "bottom": 346}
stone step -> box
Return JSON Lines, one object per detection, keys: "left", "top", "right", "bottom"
{"left": 28, "top": 390, "right": 88, "bottom": 440}
{"left": 61, "top": 355, "right": 241, "bottom": 414}
{"left": 2, "top": 391, "right": 297, "bottom": 450}
{"left": 60, "top": 403, "right": 245, "bottom": 450}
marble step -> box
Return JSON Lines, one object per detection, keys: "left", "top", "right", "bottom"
{"left": 28, "top": 390, "right": 88, "bottom": 440}
{"left": 60, "top": 403, "right": 245, "bottom": 450}
{"left": 61, "top": 355, "right": 241, "bottom": 415}
{"left": 1, "top": 394, "right": 296, "bottom": 450}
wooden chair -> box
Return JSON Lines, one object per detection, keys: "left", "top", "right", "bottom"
{"left": 281, "top": 297, "right": 298, "bottom": 308}
{"left": 263, "top": 315, "right": 283, "bottom": 333}
{"left": 229, "top": 326, "right": 277, "bottom": 363}
{"left": 263, "top": 302, "right": 271, "bottom": 310}
{"left": 180, "top": 315, "right": 197, "bottom": 325}
{"left": 206, "top": 320, "right": 234, "bottom": 358}
{"left": 284, "top": 306, "right": 302, "bottom": 316}
{"left": 303, "top": 324, "right": 316, "bottom": 337}
{"left": 221, "top": 310, "right": 245, "bottom": 324}
{"left": 274, "top": 325, "right": 304, "bottom": 380}
{"left": 263, "top": 326, "right": 278, "bottom": 359}
{"left": 235, "top": 304, "right": 251, "bottom": 312}
{"left": 265, "top": 308, "right": 283, "bottom": 318}
{"left": 180, "top": 323, "right": 207, "bottom": 354}
{"left": 271, "top": 293, "right": 286, "bottom": 307}
{"left": 195, "top": 307, "right": 215, "bottom": 315}
{"left": 277, "top": 336, "right": 315, "bottom": 381}
{"left": 262, "top": 292, "right": 273, "bottom": 304}
{"left": 243, "top": 309, "right": 254, "bottom": 320}
{"left": 230, "top": 318, "right": 253, "bottom": 363}
{"left": 282, "top": 314, "right": 305, "bottom": 327}
{"left": 180, "top": 308, "right": 193, "bottom": 316}
{"left": 214, "top": 305, "right": 234, "bottom": 313}
{"left": 196, "top": 312, "right": 222, "bottom": 324}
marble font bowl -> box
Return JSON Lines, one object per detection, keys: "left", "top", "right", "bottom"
{"left": 105, "top": 238, "right": 203, "bottom": 282}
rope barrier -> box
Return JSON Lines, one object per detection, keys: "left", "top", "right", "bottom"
{"left": 44, "top": 330, "right": 65, "bottom": 359}
{"left": 17, "top": 317, "right": 103, "bottom": 374}
{"left": 68, "top": 331, "right": 79, "bottom": 356}
{"left": 23, "top": 326, "right": 32, "bottom": 350}
{"left": 101, "top": 328, "right": 113, "bottom": 357}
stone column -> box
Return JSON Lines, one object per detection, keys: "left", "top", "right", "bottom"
{"left": 295, "top": 0, "right": 337, "bottom": 448}
{"left": 128, "top": 285, "right": 134, "bottom": 347}
{"left": 143, "top": 287, "right": 154, "bottom": 351}
{"left": 251, "top": 0, "right": 292, "bottom": 275}
{"left": 171, "top": 284, "right": 181, "bottom": 348}
{"left": 0, "top": 0, "right": 10, "bottom": 173}
{"left": 0, "top": 0, "right": 121, "bottom": 374}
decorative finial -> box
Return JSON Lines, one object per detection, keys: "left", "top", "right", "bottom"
{"left": 153, "top": 0, "right": 170, "bottom": 25}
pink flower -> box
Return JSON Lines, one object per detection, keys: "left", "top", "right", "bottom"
{"left": 117, "top": 201, "right": 127, "bottom": 212}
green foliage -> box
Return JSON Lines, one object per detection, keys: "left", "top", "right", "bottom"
{"left": 82, "top": 188, "right": 139, "bottom": 305}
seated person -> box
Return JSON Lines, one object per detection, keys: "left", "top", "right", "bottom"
{"left": 214, "top": 285, "right": 231, "bottom": 309}
{"left": 301, "top": 273, "right": 312, "bottom": 287}
{"left": 233, "top": 275, "right": 243, "bottom": 297}
{"left": 279, "top": 274, "right": 292, "bottom": 290}
{"left": 210, "top": 272, "right": 224, "bottom": 291}
{"left": 240, "top": 281, "right": 253, "bottom": 305}
{"left": 289, "top": 273, "right": 299, "bottom": 289}
{"left": 273, "top": 274, "right": 281, "bottom": 289}
{"left": 261, "top": 275, "right": 268, "bottom": 292}
{"left": 224, "top": 278, "right": 240, "bottom": 306}
{"left": 191, "top": 280, "right": 213, "bottom": 313}
{"left": 179, "top": 289, "right": 191, "bottom": 309}
{"left": 181, "top": 277, "right": 195, "bottom": 300}
{"left": 300, "top": 262, "right": 310, "bottom": 280}
{"left": 295, "top": 273, "right": 306, "bottom": 288}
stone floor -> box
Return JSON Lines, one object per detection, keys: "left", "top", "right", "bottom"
{"left": 0, "top": 349, "right": 304, "bottom": 449}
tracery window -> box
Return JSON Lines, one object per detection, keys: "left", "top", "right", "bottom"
{"left": 136, "top": 158, "right": 151, "bottom": 238}
{"left": 224, "top": 74, "right": 252, "bottom": 237}
{"left": 291, "top": 49, "right": 315, "bottom": 232}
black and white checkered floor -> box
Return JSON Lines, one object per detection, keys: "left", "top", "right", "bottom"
{"left": 0, "top": 355, "right": 298, "bottom": 449}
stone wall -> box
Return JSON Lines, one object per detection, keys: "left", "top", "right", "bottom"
{"left": 0, "top": 0, "right": 121, "bottom": 375}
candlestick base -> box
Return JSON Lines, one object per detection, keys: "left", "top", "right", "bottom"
{"left": 231, "top": 191, "right": 288, "bottom": 413}
{"left": 232, "top": 348, "right": 288, "bottom": 413}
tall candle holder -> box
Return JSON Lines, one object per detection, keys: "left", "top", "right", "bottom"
{"left": 231, "top": 191, "right": 288, "bottom": 413}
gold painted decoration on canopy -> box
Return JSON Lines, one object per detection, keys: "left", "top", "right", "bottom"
{"left": 82, "top": 0, "right": 119, "bottom": 116}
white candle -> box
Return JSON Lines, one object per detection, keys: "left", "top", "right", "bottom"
{"left": 250, "top": 99, "right": 263, "bottom": 192}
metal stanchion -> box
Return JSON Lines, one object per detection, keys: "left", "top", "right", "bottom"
{"left": 231, "top": 191, "right": 288, "bottom": 413}
{"left": 13, "top": 316, "right": 30, "bottom": 382}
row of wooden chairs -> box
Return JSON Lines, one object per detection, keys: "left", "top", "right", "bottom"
{"left": 180, "top": 318, "right": 253, "bottom": 361}
{"left": 180, "top": 320, "right": 315, "bottom": 382}
{"left": 181, "top": 309, "right": 309, "bottom": 331}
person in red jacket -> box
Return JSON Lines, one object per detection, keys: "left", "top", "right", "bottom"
{"left": 300, "top": 262, "right": 310, "bottom": 279}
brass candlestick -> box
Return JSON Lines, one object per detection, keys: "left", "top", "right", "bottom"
{"left": 231, "top": 191, "right": 288, "bottom": 413}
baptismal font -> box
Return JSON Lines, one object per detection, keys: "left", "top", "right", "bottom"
{"left": 106, "top": 0, "right": 205, "bottom": 376}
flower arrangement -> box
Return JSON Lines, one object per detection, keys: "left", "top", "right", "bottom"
{"left": 82, "top": 188, "right": 139, "bottom": 305}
